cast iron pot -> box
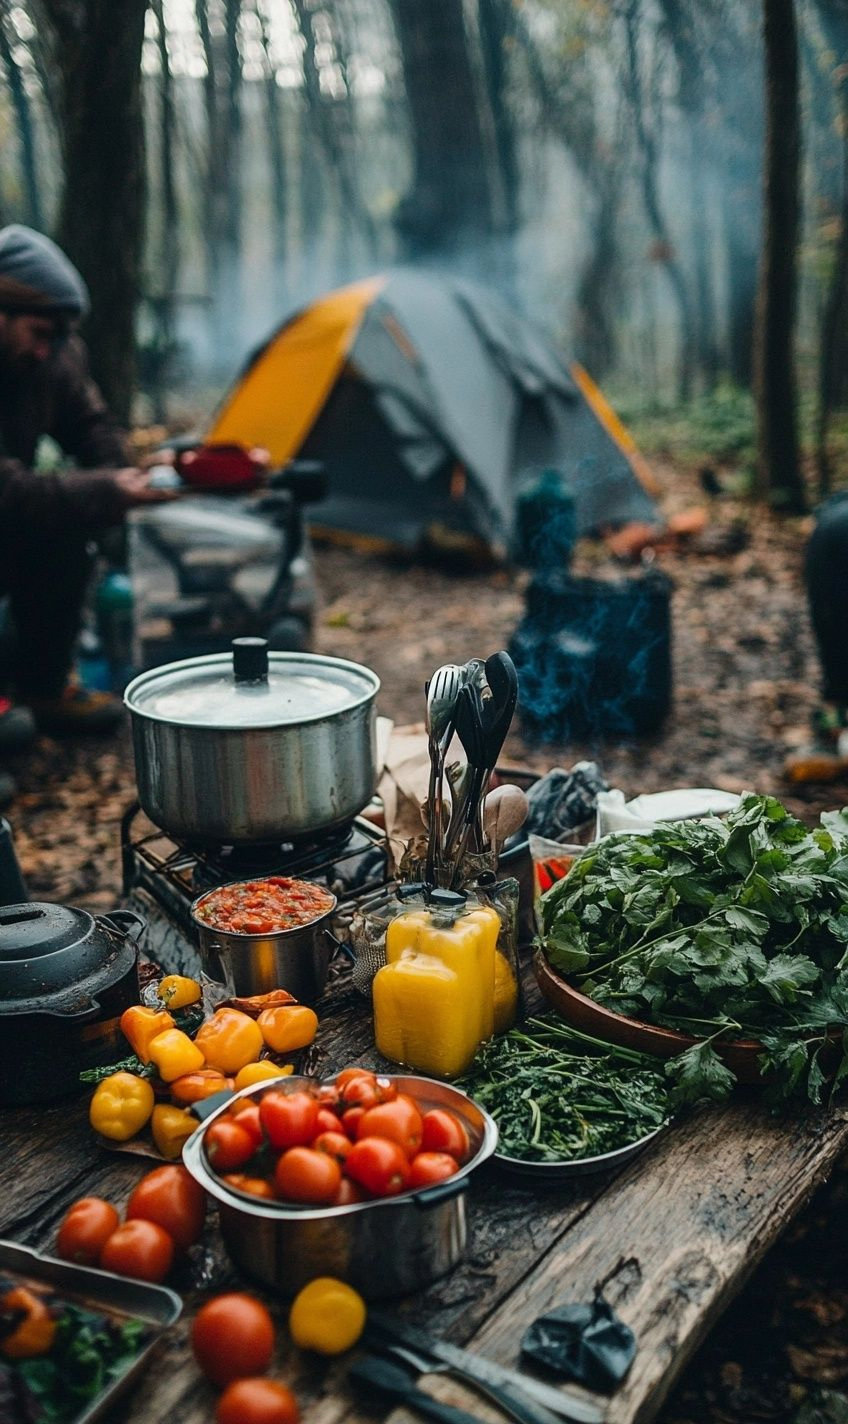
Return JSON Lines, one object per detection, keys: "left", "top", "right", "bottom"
{"left": 124, "top": 639, "right": 380, "bottom": 845}
{"left": 0, "top": 902, "right": 144, "bottom": 1106}
{"left": 182, "top": 1074, "right": 498, "bottom": 1299}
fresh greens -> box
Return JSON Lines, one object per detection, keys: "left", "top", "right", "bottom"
{"left": 538, "top": 794, "right": 848, "bottom": 1105}
{"left": 3, "top": 1300, "right": 149, "bottom": 1423}
{"left": 458, "top": 1016, "right": 670, "bottom": 1162}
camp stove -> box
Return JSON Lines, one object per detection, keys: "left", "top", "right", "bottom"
{"left": 120, "top": 803, "right": 393, "bottom": 952}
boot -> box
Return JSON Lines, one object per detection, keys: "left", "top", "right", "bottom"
{"left": 28, "top": 682, "right": 124, "bottom": 736}
{"left": 0, "top": 698, "right": 36, "bottom": 752}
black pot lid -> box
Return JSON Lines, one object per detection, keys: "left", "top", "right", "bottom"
{"left": 0, "top": 902, "right": 130, "bottom": 1011}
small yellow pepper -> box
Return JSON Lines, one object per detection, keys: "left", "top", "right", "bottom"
{"left": 120, "top": 1004, "right": 175, "bottom": 1063}
{"left": 89, "top": 1071, "right": 155, "bottom": 1141}
{"left": 234, "top": 1060, "right": 294, "bottom": 1090}
{"left": 194, "top": 1008, "right": 263, "bottom": 1074}
{"left": 288, "top": 1277, "right": 366, "bottom": 1355}
{"left": 151, "top": 1103, "right": 198, "bottom": 1160}
{"left": 257, "top": 1005, "right": 318, "bottom": 1054}
{"left": 156, "top": 974, "right": 202, "bottom": 1009}
{"left": 147, "top": 1028, "right": 205, "bottom": 1082}
{"left": 0, "top": 1287, "right": 57, "bottom": 1359}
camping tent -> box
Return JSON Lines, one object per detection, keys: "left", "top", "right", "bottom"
{"left": 207, "top": 269, "right": 658, "bottom": 553}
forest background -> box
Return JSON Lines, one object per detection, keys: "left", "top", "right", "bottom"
{"left": 0, "top": 0, "right": 846, "bottom": 511}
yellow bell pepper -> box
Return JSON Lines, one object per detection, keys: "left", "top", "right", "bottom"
{"left": 147, "top": 1028, "right": 205, "bottom": 1082}
{"left": 257, "top": 1005, "right": 318, "bottom": 1054}
{"left": 493, "top": 950, "right": 519, "bottom": 1035}
{"left": 89, "top": 1071, "right": 155, "bottom": 1141}
{"left": 151, "top": 1103, "right": 197, "bottom": 1160}
{"left": 194, "top": 1007, "right": 263, "bottom": 1074}
{"left": 120, "top": 1004, "right": 175, "bottom": 1063}
{"left": 234, "top": 1060, "right": 294, "bottom": 1090}
{"left": 156, "top": 974, "right": 202, "bottom": 1009}
{"left": 376, "top": 904, "right": 501, "bottom": 1078}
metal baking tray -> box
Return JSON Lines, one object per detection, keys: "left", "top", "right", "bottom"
{"left": 493, "top": 1121, "right": 669, "bottom": 1179}
{"left": 0, "top": 1238, "right": 182, "bottom": 1423}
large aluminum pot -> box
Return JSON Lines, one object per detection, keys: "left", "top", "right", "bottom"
{"left": 124, "top": 639, "right": 380, "bottom": 844}
{"left": 182, "top": 1074, "right": 498, "bottom": 1299}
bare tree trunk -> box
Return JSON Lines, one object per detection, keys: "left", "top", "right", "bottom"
{"left": 31, "top": 0, "right": 148, "bottom": 423}
{"left": 754, "top": 0, "right": 804, "bottom": 511}
{"left": 0, "top": 0, "right": 43, "bottom": 227}
{"left": 148, "top": 0, "right": 179, "bottom": 423}
{"left": 256, "top": 0, "right": 288, "bottom": 311}
{"left": 387, "top": 0, "right": 505, "bottom": 278}
{"left": 623, "top": 0, "right": 695, "bottom": 404}
{"left": 814, "top": 0, "right": 848, "bottom": 496}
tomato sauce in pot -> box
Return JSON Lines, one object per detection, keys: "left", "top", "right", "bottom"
{"left": 195, "top": 877, "right": 335, "bottom": 935}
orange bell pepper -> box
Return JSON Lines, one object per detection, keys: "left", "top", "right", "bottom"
{"left": 147, "top": 1028, "right": 205, "bottom": 1083}
{"left": 257, "top": 1005, "right": 319, "bottom": 1054}
{"left": 169, "top": 1068, "right": 233, "bottom": 1105}
{"left": 194, "top": 1008, "right": 263, "bottom": 1074}
{"left": 0, "top": 1287, "right": 57, "bottom": 1358}
{"left": 120, "top": 1004, "right": 175, "bottom": 1063}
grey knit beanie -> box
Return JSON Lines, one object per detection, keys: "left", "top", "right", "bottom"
{"left": 0, "top": 224, "right": 89, "bottom": 317}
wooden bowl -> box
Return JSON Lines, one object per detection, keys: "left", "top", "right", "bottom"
{"left": 533, "top": 949, "right": 768, "bottom": 1084}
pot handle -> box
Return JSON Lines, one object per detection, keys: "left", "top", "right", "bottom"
{"left": 190, "top": 1088, "right": 236, "bottom": 1122}
{"left": 98, "top": 909, "right": 146, "bottom": 945}
{"left": 412, "top": 1176, "right": 469, "bottom": 1210}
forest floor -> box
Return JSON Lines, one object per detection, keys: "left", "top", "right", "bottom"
{"left": 6, "top": 457, "right": 848, "bottom": 1422}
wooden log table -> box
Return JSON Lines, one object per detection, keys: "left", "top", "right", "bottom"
{"left": 4, "top": 890, "right": 848, "bottom": 1424}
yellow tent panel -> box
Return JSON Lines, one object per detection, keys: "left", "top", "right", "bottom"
{"left": 207, "top": 275, "right": 385, "bottom": 465}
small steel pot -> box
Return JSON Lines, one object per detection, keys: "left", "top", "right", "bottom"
{"left": 182, "top": 1075, "right": 498, "bottom": 1299}
{"left": 190, "top": 887, "right": 337, "bottom": 1003}
{"left": 0, "top": 903, "right": 144, "bottom": 1106}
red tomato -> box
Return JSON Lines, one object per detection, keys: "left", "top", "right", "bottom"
{"left": 316, "top": 1084, "right": 340, "bottom": 1108}
{"left": 408, "top": 1152, "right": 460, "bottom": 1188}
{"left": 126, "top": 1165, "right": 206, "bottom": 1251}
{"left": 221, "top": 1174, "right": 277, "bottom": 1200}
{"left": 341, "top": 1106, "right": 366, "bottom": 1141}
{"left": 374, "top": 1076, "right": 398, "bottom": 1104}
{"left": 345, "top": 1137, "right": 410, "bottom": 1197}
{"left": 99, "top": 1219, "right": 174, "bottom": 1283}
{"left": 56, "top": 1197, "right": 120, "bottom": 1267}
{"left": 192, "top": 1293, "right": 276, "bottom": 1387}
{"left": 332, "top": 1177, "right": 366, "bottom": 1206}
{"left": 314, "top": 1107, "right": 343, "bottom": 1136}
{"left": 356, "top": 1095, "right": 423, "bottom": 1158}
{"left": 204, "top": 1118, "right": 256, "bottom": 1172}
{"left": 230, "top": 1103, "right": 265, "bottom": 1149}
{"left": 335, "top": 1068, "right": 373, "bottom": 1092}
{"left": 260, "top": 1090, "right": 319, "bottom": 1150}
{"left": 420, "top": 1109, "right": 470, "bottom": 1163}
{"left": 216, "top": 1378, "right": 300, "bottom": 1424}
{"left": 274, "top": 1147, "right": 341, "bottom": 1204}
{"left": 312, "top": 1131, "right": 351, "bottom": 1164}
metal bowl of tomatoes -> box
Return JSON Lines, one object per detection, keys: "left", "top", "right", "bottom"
{"left": 190, "top": 877, "right": 338, "bottom": 1004}
{"left": 181, "top": 1070, "right": 498, "bottom": 1300}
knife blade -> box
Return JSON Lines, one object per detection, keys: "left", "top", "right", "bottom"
{"left": 364, "top": 1314, "right": 605, "bottom": 1424}
{"left": 376, "top": 1339, "right": 565, "bottom": 1424}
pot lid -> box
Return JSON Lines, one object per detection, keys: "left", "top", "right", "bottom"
{"left": 124, "top": 640, "right": 380, "bottom": 730}
{"left": 0, "top": 902, "right": 129, "bottom": 1010}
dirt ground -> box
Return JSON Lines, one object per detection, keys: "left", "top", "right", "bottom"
{"left": 5, "top": 459, "right": 848, "bottom": 1420}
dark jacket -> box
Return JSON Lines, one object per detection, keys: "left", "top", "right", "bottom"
{"left": 0, "top": 334, "right": 131, "bottom": 535}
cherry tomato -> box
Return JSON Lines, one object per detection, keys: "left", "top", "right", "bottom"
{"left": 221, "top": 1174, "right": 277, "bottom": 1200}
{"left": 192, "top": 1293, "right": 276, "bottom": 1387}
{"left": 314, "top": 1107, "right": 343, "bottom": 1136}
{"left": 274, "top": 1147, "right": 341, "bottom": 1204}
{"left": 229, "top": 1103, "right": 264, "bottom": 1149}
{"left": 316, "top": 1084, "right": 340, "bottom": 1108}
{"left": 345, "top": 1137, "right": 410, "bottom": 1197}
{"left": 408, "top": 1152, "right": 460, "bottom": 1188}
{"left": 332, "top": 1177, "right": 366, "bottom": 1206}
{"left": 374, "top": 1076, "right": 398, "bottom": 1104}
{"left": 338, "top": 1075, "right": 380, "bottom": 1110}
{"left": 204, "top": 1118, "right": 256, "bottom": 1172}
{"left": 341, "top": 1106, "right": 366, "bottom": 1141}
{"left": 335, "top": 1068, "right": 373, "bottom": 1092}
{"left": 259, "top": 1090, "right": 319, "bottom": 1150}
{"left": 312, "top": 1131, "right": 351, "bottom": 1164}
{"left": 99, "top": 1219, "right": 174, "bottom": 1283}
{"left": 126, "top": 1165, "right": 207, "bottom": 1251}
{"left": 420, "top": 1108, "right": 470, "bottom": 1163}
{"left": 56, "top": 1197, "right": 120, "bottom": 1267}
{"left": 216, "top": 1378, "right": 300, "bottom": 1424}
{"left": 356, "top": 1096, "right": 423, "bottom": 1159}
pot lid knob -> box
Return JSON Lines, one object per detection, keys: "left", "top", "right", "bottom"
{"left": 232, "top": 637, "right": 269, "bottom": 684}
